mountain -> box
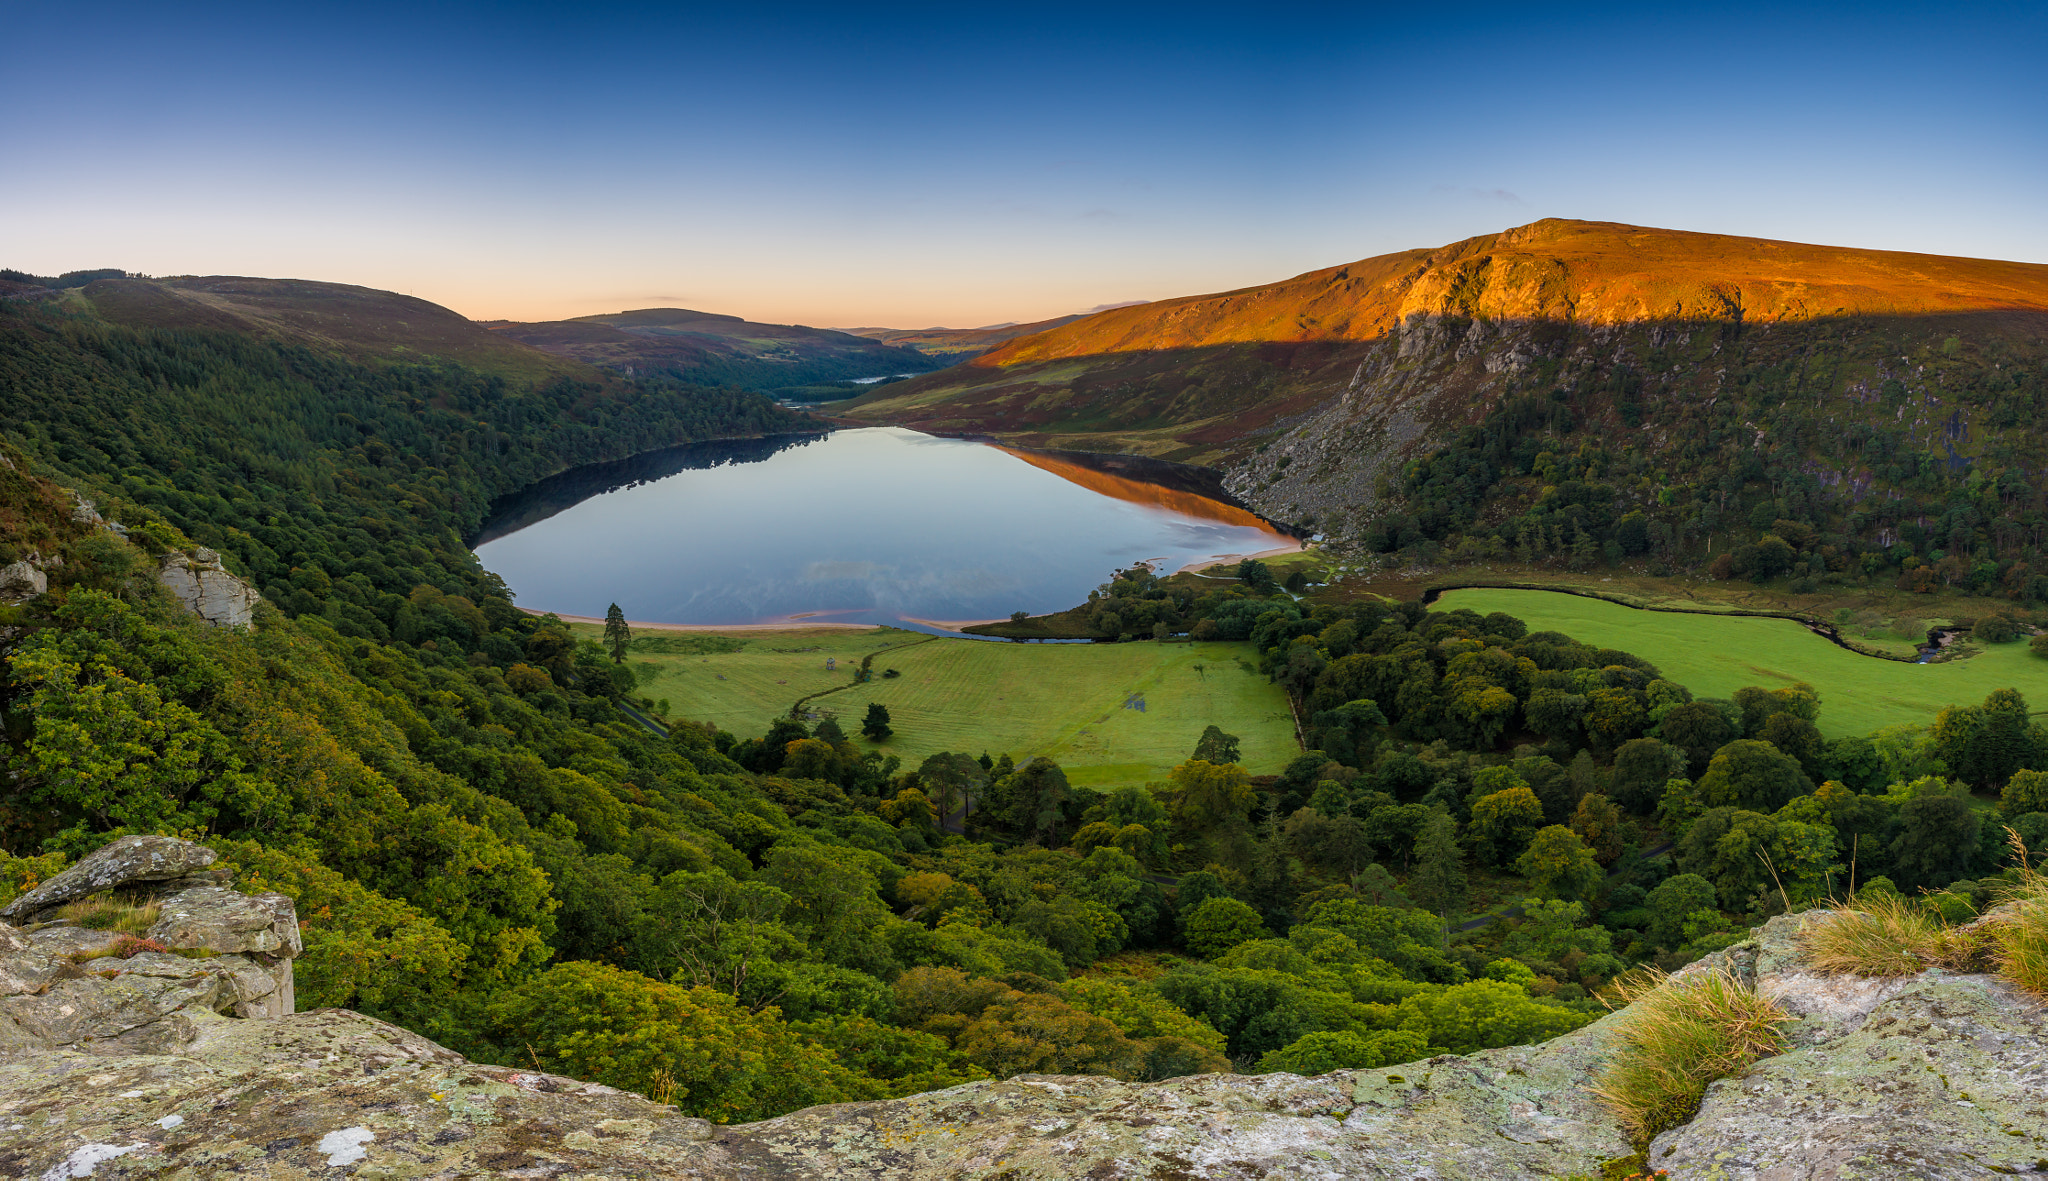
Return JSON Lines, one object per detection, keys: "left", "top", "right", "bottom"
{"left": 489, "top": 307, "right": 943, "bottom": 390}
{"left": 839, "top": 219, "right": 2048, "bottom": 571}
{"left": 840, "top": 314, "right": 1090, "bottom": 361}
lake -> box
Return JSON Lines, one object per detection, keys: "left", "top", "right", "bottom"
{"left": 472, "top": 426, "right": 1294, "bottom": 630}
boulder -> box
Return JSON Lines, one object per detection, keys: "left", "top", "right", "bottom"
{"left": 0, "top": 836, "right": 218, "bottom": 924}
{"left": 0, "top": 556, "right": 46, "bottom": 604}
{"left": 154, "top": 547, "right": 260, "bottom": 627}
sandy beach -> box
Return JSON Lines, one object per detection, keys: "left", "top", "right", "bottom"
{"left": 528, "top": 609, "right": 881, "bottom": 633}
{"left": 1177, "top": 542, "right": 1305, "bottom": 575}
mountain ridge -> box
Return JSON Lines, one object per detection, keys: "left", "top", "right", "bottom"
{"left": 836, "top": 219, "right": 2048, "bottom": 468}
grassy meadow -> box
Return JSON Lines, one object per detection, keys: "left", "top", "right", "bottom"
{"left": 577, "top": 624, "right": 1299, "bottom": 789}
{"left": 1436, "top": 587, "right": 2048, "bottom": 737}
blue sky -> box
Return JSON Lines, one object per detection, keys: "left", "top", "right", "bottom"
{"left": 3, "top": 2, "right": 2043, "bottom": 325}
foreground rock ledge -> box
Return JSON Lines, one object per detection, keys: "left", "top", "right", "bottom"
{"left": 0, "top": 841, "right": 2042, "bottom": 1179}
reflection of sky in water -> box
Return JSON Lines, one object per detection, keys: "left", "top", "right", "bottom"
{"left": 474, "top": 427, "right": 1290, "bottom": 627}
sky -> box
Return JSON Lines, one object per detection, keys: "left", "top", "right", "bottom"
{"left": 4, "top": 2, "right": 2044, "bottom": 327}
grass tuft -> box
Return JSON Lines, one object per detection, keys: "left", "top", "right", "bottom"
{"left": 1798, "top": 892, "right": 1991, "bottom": 977}
{"left": 1587, "top": 967, "right": 1792, "bottom": 1148}
{"left": 56, "top": 894, "right": 161, "bottom": 934}
{"left": 1990, "top": 829, "right": 2048, "bottom": 998}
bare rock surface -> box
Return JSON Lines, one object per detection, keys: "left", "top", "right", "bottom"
{"left": 154, "top": 547, "right": 260, "bottom": 627}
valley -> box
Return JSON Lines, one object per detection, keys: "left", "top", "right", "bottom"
{"left": 7, "top": 218, "right": 2048, "bottom": 1173}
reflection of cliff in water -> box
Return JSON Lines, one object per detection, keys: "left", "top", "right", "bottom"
{"left": 994, "top": 446, "right": 1294, "bottom": 535}
{"left": 472, "top": 431, "right": 827, "bottom": 545}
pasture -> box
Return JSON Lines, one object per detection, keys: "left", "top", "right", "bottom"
{"left": 582, "top": 625, "right": 1300, "bottom": 789}
{"left": 1436, "top": 588, "right": 2048, "bottom": 738}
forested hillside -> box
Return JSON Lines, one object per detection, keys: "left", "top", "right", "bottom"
{"left": 0, "top": 275, "right": 2042, "bottom": 1127}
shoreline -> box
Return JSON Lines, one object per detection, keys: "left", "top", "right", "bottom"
{"left": 1177, "top": 542, "right": 1305, "bottom": 575}
{"left": 526, "top": 608, "right": 881, "bottom": 633}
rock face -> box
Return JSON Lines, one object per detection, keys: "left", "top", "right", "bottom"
{"left": 154, "top": 547, "right": 260, "bottom": 627}
{"left": 0, "top": 854, "right": 2041, "bottom": 1179}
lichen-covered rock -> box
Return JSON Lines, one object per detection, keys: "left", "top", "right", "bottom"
{"left": 0, "top": 1010, "right": 747, "bottom": 1180}
{"left": 0, "top": 836, "right": 218, "bottom": 924}
{"left": 146, "top": 884, "right": 301, "bottom": 957}
{"left": 154, "top": 547, "right": 260, "bottom": 627}
{"left": 1652, "top": 971, "right": 2048, "bottom": 1178}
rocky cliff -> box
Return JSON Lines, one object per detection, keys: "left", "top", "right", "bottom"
{"left": 1, "top": 839, "right": 2041, "bottom": 1179}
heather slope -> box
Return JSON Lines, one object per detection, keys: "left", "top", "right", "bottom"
{"left": 79, "top": 274, "right": 594, "bottom": 384}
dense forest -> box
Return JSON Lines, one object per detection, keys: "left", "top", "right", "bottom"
{"left": 0, "top": 292, "right": 2040, "bottom": 1124}
{"left": 1364, "top": 316, "right": 2048, "bottom": 601}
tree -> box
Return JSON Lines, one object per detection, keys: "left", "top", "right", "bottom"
{"left": 1467, "top": 785, "right": 1544, "bottom": 866}
{"left": 1237, "top": 559, "right": 1277, "bottom": 592}
{"left": 1191, "top": 724, "right": 1243, "bottom": 766}
{"left": 915, "top": 751, "right": 987, "bottom": 829}
{"left": 1515, "top": 826, "right": 1604, "bottom": 901}
{"left": 1891, "top": 780, "right": 1983, "bottom": 890}
{"left": 1644, "top": 873, "right": 1718, "bottom": 949}
{"left": 1658, "top": 701, "right": 1735, "bottom": 775}
{"left": 861, "top": 703, "right": 893, "bottom": 741}
{"left": 1611, "top": 738, "right": 1687, "bottom": 813}
{"left": 1408, "top": 810, "right": 1467, "bottom": 929}
{"left": 603, "top": 603, "right": 631, "bottom": 664}
{"left": 1931, "top": 688, "right": 2041, "bottom": 790}
{"left": 1569, "top": 792, "right": 1628, "bottom": 864}
{"left": 1696, "top": 740, "right": 1811, "bottom": 812}
{"left": 2004, "top": 768, "right": 2048, "bottom": 816}
{"left": 1182, "top": 897, "right": 1268, "bottom": 958}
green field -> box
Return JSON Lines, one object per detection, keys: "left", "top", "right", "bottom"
{"left": 594, "top": 626, "right": 1299, "bottom": 789}
{"left": 1437, "top": 588, "right": 2048, "bottom": 738}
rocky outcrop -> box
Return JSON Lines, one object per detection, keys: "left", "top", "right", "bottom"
{"left": 0, "top": 836, "right": 221, "bottom": 924}
{"left": 0, "top": 856, "right": 2040, "bottom": 1178}
{"left": 0, "top": 837, "right": 298, "bottom": 1064}
{"left": 154, "top": 547, "right": 260, "bottom": 628}
{"left": 0, "top": 553, "right": 47, "bottom": 605}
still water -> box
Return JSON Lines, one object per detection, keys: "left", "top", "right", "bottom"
{"left": 473, "top": 427, "right": 1292, "bottom": 630}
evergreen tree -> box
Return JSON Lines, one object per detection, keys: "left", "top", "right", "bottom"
{"left": 603, "top": 604, "right": 631, "bottom": 664}
{"left": 861, "top": 703, "right": 893, "bottom": 741}
{"left": 1409, "top": 810, "right": 1467, "bottom": 940}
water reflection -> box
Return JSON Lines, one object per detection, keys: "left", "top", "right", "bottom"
{"left": 473, "top": 427, "right": 1292, "bottom": 629}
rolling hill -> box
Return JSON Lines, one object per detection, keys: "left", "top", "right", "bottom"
{"left": 70, "top": 274, "right": 595, "bottom": 384}
{"left": 489, "top": 307, "right": 942, "bottom": 391}
{"left": 838, "top": 314, "right": 1090, "bottom": 361}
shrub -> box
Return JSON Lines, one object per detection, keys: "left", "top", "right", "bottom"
{"left": 111, "top": 935, "right": 168, "bottom": 958}
{"left": 1588, "top": 967, "right": 1792, "bottom": 1147}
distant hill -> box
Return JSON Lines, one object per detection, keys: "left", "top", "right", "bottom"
{"left": 489, "top": 308, "right": 942, "bottom": 391}
{"left": 68, "top": 274, "right": 595, "bottom": 384}
{"left": 838, "top": 218, "right": 2048, "bottom": 572}
{"left": 841, "top": 314, "right": 1090, "bottom": 361}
